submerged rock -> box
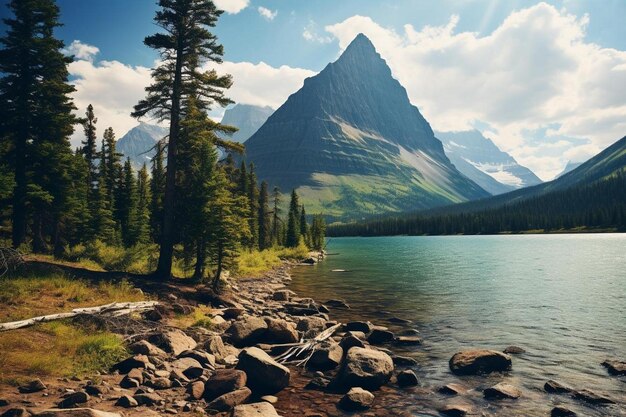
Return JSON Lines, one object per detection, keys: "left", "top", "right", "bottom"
{"left": 439, "top": 404, "right": 472, "bottom": 417}
{"left": 325, "top": 299, "right": 350, "bottom": 309}
{"left": 573, "top": 389, "right": 615, "bottom": 405}
{"left": 236, "top": 347, "right": 290, "bottom": 394}
{"left": 394, "top": 335, "right": 422, "bottom": 346}
{"left": 336, "top": 346, "right": 394, "bottom": 390}
{"left": 544, "top": 380, "right": 573, "bottom": 394}
{"left": 551, "top": 406, "right": 577, "bottom": 417}
{"left": 449, "top": 350, "right": 512, "bottom": 375}
{"left": 438, "top": 383, "right": 467, "bottom": 396}
{"left": 338, "top": 387, "right": 375, "bottom": 411}
{"left": 602, "top": 359, "right": 626, "bottom": 375}
{"left": 396, "top": 370, "right": 418, "bottom": 387}
{"left": 306, "top": 341, "right": 343, "bottom": 371}
{"left": 503, "top": 345, "right": 526, "bottom": 354}
{"left": 483, "top": 382, "right": 521, "bottom": 400}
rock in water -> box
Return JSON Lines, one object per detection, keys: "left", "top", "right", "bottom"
{"left": 438, "top": 383, "right": 467, "bottom": 396}
{"left": 573, "top": 389, "right": 615, "bottom": 405}
{"left": 551, "top": 406, "right": 577, "bottom": 417}
{"left": 232, "top": 402, "right": 280, "bottom": 417}
{"left": 336, "top": 346, "right": 394, "bottom": 390}
{"left": 483, "top": 383, "right": 521, "bottom": 400}
{"left": 544, "top": 380, "right": 573, "bottom": 394}
{"left": 236, "top": 347, "right": 290, "bottom": 394}
{"left": 503, "top": 345, "right": 525, "bottom": 354}
{"left": 439, "top": 404, "right": 472, "bottom": 417}
{"left": 602, "top": 359, "right": 626, "bottom": 375}
{"left": 449, "top": 350, "right": 512, "bottom": 375}
{"left": 306, "top": 341, "right": 343, "bottom": 371}
{"left": 338, "top": 387, "right": 375, "bottom": 411}
{"left": 396, "top": 370, "right": 418, "bottom": 387}
{"left": 367, "top": 328, "right": 395, "bottom": 345}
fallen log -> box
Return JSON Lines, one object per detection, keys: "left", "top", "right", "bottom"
{"left": 0, "top": 301, "right": 160, "bottom": 332}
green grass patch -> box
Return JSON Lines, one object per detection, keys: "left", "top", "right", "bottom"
{"left": 236, "top": 242, "right": 310, "bottom": 277}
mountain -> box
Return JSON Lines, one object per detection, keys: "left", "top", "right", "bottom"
{"left": 422, "top": 135, "right": 626, "bottom": 216}
{"left": 436, "top": 130, "right": 542, "bottom": 195}
{"left": 116, "top": 122, "right": 168, "bottom": 170}
{"left": 242, "top": 34, "right": 489, "bottom": 219}
{"left": 556, "top": 160, "right": 583, "bottom": 178}
{"left": 221, "top": 104, "right": 274, "bottom": 143}
{"left": 329, "top": 135, "right": 626, "bottom": 235}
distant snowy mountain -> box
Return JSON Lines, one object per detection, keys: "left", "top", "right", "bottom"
{"left": 116, "top": 122, "right": 168, "bottom": 170}
{"left": 436, "top": 130, "right": 542, "bottom": 195}
{"left": 556, "top": 160, "right": 583, "bottom": 179}
{"left": 220, "top": 104, "right": 274, "bottom": 143}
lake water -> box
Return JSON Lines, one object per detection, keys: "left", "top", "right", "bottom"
{"left": 289, "top": 234, "right": 626, "bottom": 416}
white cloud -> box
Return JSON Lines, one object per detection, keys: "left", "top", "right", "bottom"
{"left": 213, "top": 0, "right": 249, "bottom": 14}
{"left": 324, "top": 3, "right": 626, "bottom": 180}
{"left": 303, "top": 21, "right": 333, "bottom": 44}
{"left": 258, "top": 6, "right": 277, "bottom": 21}
{"left": 63, "top": 40, "right": 99, "bottom": 62}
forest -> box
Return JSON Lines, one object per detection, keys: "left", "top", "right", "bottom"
{"left": 0, "top": 0, "right": 325, "bottom": 284}
{"left": 328, "top": 171, "right": 626, "bottom": 236}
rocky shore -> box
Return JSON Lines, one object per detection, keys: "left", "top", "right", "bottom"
{"left": 0, "top": 255, "right": 624, "bottom": 417}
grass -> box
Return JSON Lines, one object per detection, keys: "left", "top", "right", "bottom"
{"left": 236, "top": 242, "right": 310, "bottom": 276}
{"left": 169, "top": 305, "right": 214, "bottom": 330}
{"left": 0, "top": 321, "right": 127, "bottom": 385}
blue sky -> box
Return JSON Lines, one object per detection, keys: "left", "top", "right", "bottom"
{"left": 1, "top": 0, "right": 625, "bottom": 180}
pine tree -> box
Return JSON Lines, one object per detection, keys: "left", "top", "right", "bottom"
{"left": 81, "top": 104, "right": 98, "bottom": 238}
{"left": 271, "top": 186, "right": 282, "bottom": 246}
{"left": 258, "top": 181, "right": 271, "bottom": 250}
{"left": 132, "top": 0, "right": 234, "bottom": 279}
{"left": 136, "top": 163, "right": 152, "bottom": 244}
{"left": 0, "top": 0, "right": 78, "bottom": 249}
{"left": 247, "top": 163, "right": 259, "bottom": 249}
{"left": 119, "top": 158, "right": 139, "bottom": 246}
{"left": 150, "top": 141, "right": 166, "bottom": 243}
{"left": 285, "top": 210, "right": 299, "bottom": 248}
{"left": 299, "top": 205, "right": 309, "bottom": 246}
{"left": 310, "top": 215, "right": 326, "bottom": 250}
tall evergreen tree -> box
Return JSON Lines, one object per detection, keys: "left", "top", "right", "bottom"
{"left": 119, "top": 158, "right": 138, "bottom": 246}
{"left": 285, "top": 210, "right": 299, "bottom": 248}
{"left": 150, "top": 141, "right": 166, "bottom": 243}
{"left": 0, "top": 0, "right": 78, "bottom": 249}
{"left": 271, "top": 186, "right": 282, "bottom": 246}
{"left": 258, "top": 181, "right": 271, "bottom": 250}
{"left": 132, "top": 0, "right": 234, "bottom": 278}
{"left": 247, "top": 163, "right": 259, "bottom": 249}
{"left": 136, "top": 163, "right": 152, "bottom": 244}
{"left": 81, "top": 104, "right": 98, "bottom": 238}
{"left": 299, "top": 205, "right": 309, "bottom": 245}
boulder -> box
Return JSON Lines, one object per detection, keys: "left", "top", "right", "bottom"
{"left": 396, "top": 370, "right": 418, "bottom": 387}
{"left": 338, "top": 387, "right": 374, "bottom": 411}
{"left": 340, "top": 334, "right": 365, "bottom": 352}
{"left": 187, "top": 381, "right": 204, "bottom": 400}
{"left": 602, "top": 359, "right": 626, "bottom": 375}
{"left": 35, "top": 410, "right": 121, "bottom": 417}
{"left": 232, "top": 402, "right": 280, "bottom": 417}
{"left": 544, "top": 380, "right": 572, "bottom": 394}
{"left": 147, "top": 377, "right": 171, "bottom": 390}
{"left": 169, "top": 357, "right": 202, "bottom": 373}
{"left": 503, "top": 346, "right": 525, "bottom": 354}
{"left": 58, "top": 392, "right": 90, "bottom": 409}
{"left": 272, "top": 290, "right": 291, "bottom": 302}
{"left": 148, "top": 329, "right": 196, "bottom": 356}
{"left": 236, "top": 347, "right": 290, "bottom": 395}
{"left": 114, "top": 395, "right": 138, "bottom": 408}
{"left": 110, "top": 355, "right": 151, "bottom": 374}
{"left": 483, "top": 383, "right": 521, "bottom": 400}
{"left": 306, "top": 341, "right": 343, "bottom": 371}
{"left": 18, "top": 379, "right": 47, "bottom": 393}
{"left": 367, "top": 329, "right": 395, "bottom": 345}
{"left": 203, "top": 369, "right": 247, "bottom": 401}
{"left": 128, "top": 340, "right": 167, "bottom": 358}
{"left": 133, "top": 393, "right": 164, "bottom": 406}
{"left": 202, "top": 335, "right": 229, "bottom": 359}
{"left": 1, "top": 408, "right": 31, "bottom": 417}
{"left": 205, "top": 387, "right": 251, "bottom": 412}
{"left": 296, "top": 317, "right": 327, "bottom": 334}
{"left": 551, "top": 406, "right": 577, "bottom": 417}
{"left": 264, "top": 318, "right": 299, "bottom": 344}
{"left": 573, "top": 389, "right": 615, "bottom": 405}
{"left": 178, "top": 350, "right": 216, "bottom": 369}
{"left": 344, "top": 321, "right": 371, "bottom": 333}
{"left": 227, "top": 316, "right": 268, "bottom": 347}
{"left": 439, "top": 404, "right": 472, "bottom": 417}
{"left": 336, "top": 347, "right": 394, "bottom": 390}
{"left": 449, "top": 350, "right": 512, "bottom": 375}
{"left": 222, "top": 307, "right": 245, "bottom": 320}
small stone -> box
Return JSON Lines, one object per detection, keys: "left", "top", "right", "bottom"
{"left": 483, "top": 382, "right": 521, "bottom": 400}
{"left": 344, "top": 321, "right": 371, "bottom": 333}
{"left": 0, "top": 408, "right": 31, "bottom": 417}
{"left": 551, "top": 406, "right": 577, "bottom": 417}
{"left": 0, "top": 399, "right": 10, "bottom": 406}
{"left": 111, "top": 355, "right": 150, "bottom": 374}
{"left": 438, "top": 383, "right": 467, "bottom": 396}
{"left": 164, "top": 408, "right": 178, "bottom": 415}
{"left": 325, "top": 299, "right": 350, "bottom": 309}
{"left": 573, "top": 389, "right": 615, "bottom": 405}
{"left": 439, "top": 404, "right": 472, "bottom": 417}
{"left": 115, "top": 395, "right": 138, "bottom": 408}
{"left": 367, "top": 329, "right": 395, "bottom": 345}
{"left": 58, "top": 391, "right": 90, "bottom": 408}
{"left": 84, "top": 385, "right": 109, "bottom": 397}
{"left": 544, "top": 380, "right": 572, "bottom": 394}
{"left": 119, "top": 377, "right": 140, "bottom": 389}
{"left": 449, "top": 350, "right": 512, "bottom": 375}
{"left": 203, "top": 369, "right": 247, "bottom": 401}
{"left": 128, "top": 340, "right": 167, "bottom": 358}
{"left": 306, "top": 341, "right": 343, "bottom": 371}
{"left": 206, "top": 387, "right": 252, "bottom": 412}
{"left": 394, "top": 336, "right": 422, "bottom": 345}
{"left": 503, "top": 346, "right": 525, "bottom": 354}
{"left": 272, "top": 290, "right": 291, "bottom": 301}
{"left": 338, "top": 387, "right": 375, "bottom": 411}
{"left": 304, "top": 376, "right": 330, "bottom": 391}
{"left": 396, "top": 370, "right": 418, "bottom": 387}
{"left": 18, "top": 379, "right": 47, "bottom": 393}
{"left": 133, "top": 392, "right": 164, "bottom": 406}
{"left": 187, "top": 381, "right": 204, "bottom": 400}
{"left": 148, "top": 377, "right": 172, "bottom": 389}
{"left": 602, "top": 359, "right": 626, "bottom": 375}
{"left": 340, "top": 335, "right": 365, "bottom": 352}
{"left": 232, "top": 402, "right": 280, "bottom": 417}
{"left": 260, "top": 395, "right": 278, "bottom": 404}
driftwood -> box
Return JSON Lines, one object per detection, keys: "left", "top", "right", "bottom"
{"left": 0, "top": 301, "right": 160, "bottom": 332}
{"left": 274, "top": 322, "right": 342, "bottom": 367}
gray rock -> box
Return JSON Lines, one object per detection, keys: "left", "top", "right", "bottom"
{"left": 483, "top": 382, "right": 521, "bottom": 400}
{"left": 503, "top": 345, "right": 525, "bottom": 354}
{"left": 111, "top": 355, "right": 150, "bottom": 374}
{"left": 344, "top": 321, "right": 371, "bottom": 333}
{"left": 573, "top": 389, "right": 615, "bottom": 405}
{"left": 115, "top": 395, "right": 138, "bottom": 408}
{"left": 202, "top": 335, "right": 229, "bottom": 359}
{"left": 449, "top": 350, "right": 512, "bottom": 375}
{"left": 232, "top": 402, "right": 280, "bottom": 417}
{"left": 438, "top": 383, "right": 467, "bottom": 396}
{"left": 336, "top": 347, "right": 394, "bottom": 390}
{"left": 394, "top": 335, "right": 422, "bottom": 345}
{"left": 392, "top": 355, "right": 417, "bottom": 367}
{"left": 544, "top": 380, "right": 573, "bottom": 394}
{"left": 203, "top": 369, "right": 247, "bottom": 401}
{"left": 325, "top": 299, "right": 350, "bottom": 309}
{"left": 338, "top": 387, "right": 374, "bottom": 411}
{"left": 128, "top": 340, "right": 167, "bottom": 358}
{"left": 396, "top": 370, "right": 418, "bottom": 387}
{"left": 602, "top": 359, "right": 626, "bottom": 375}
{"left": 367, "top": 328, "right": 394, "bottom": 345}
{"left": 340, "top": 334, "right": 365, "bottom": 352}
{"left": 18, "top": 379, "right": 47, "bottom": 393}
{"left": 178, "top": 350, "right": 216, "bottom": 369}
{"left": 206, "top": 387, "right": 251, "bottom": 412}
{"left": 296, "top": 317, "right": 327, "bottom": 334}
{"left": 227, "top": 316, "right": 268, "bottom": 347}
{"left": 222, "top": 308, "right": 245, "bottom": 320}
{"left": 264, "top": 318, "right": 299, "bottom": 344}
{"left": 133, "top": 392, "right": 164, "bottom": 406}
{"left": 58, "top": 392, "right": 90, "bottom": 409}
{"left": 236, "top": 347, "right": 290, "bottom": 395}
{"left": 186, "top": 380, "right": 204, "bottom": 400}
{"left": 147, "top": 377, "right": 172, "bottom": 390}
{"left": 306, "top": 341, "right": 343, "bottom": 371}
{"left": 149, "top": 329, "right": 197, "bottom": 356}
{"left": 272, "top": 290, "right": 291, "bottom": 301}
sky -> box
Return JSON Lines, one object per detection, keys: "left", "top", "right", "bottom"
{"left": 1, "top": 0, "right": 625, "bottom": 180}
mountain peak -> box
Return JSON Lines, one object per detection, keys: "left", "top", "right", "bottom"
{"left": 338, "top": 33, "right": 380, "bottom": 63}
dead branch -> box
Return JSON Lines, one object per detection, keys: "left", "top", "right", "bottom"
{"left": 0, "top": 247, "right": 25, "bottom": 277}
{"left": 0, "top": 301, "right": 160, "bottom": 332}
{"left": 274, "top": 322, "right": 342, "bottom": 367}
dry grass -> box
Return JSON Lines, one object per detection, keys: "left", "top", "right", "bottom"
{"left": 169, "top": 305, "right": 214, "bottom": 330}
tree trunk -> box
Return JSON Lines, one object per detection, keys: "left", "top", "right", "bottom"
{"left": 12, "top": 125, "right": 27, "bottom": 249}
{"left": 193, "top": 238, "right": 206, "bottom": 281}
{"left": 32, "top": 212, "right": 46, "bottom": 253}
{"left": 155, "top": 29, "right": 184, "bottom": 280}
{"left": 212, "top": 243, "right": 223, "bottom": 291}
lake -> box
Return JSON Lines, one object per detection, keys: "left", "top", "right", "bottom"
{"left": 289, "top": 234, "right": 626, "bottom": 416}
